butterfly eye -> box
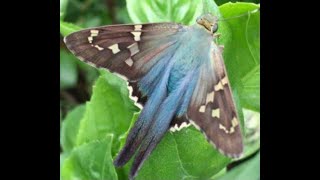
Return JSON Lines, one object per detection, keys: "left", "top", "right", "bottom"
{"left": 211, "top": 24, "right": 218, "bottom": 33}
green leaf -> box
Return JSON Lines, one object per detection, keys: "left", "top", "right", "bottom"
{"left": 76, "top": 70, "right": 139, "bottom": 154}
{"left": 60, "top": 21, "right": 82, "bottom": 37}
{"left": 61, "top": 134, "right": 118, "bottom": 180}
{"left": 217, "top": 152, "right": 260, "bottom": 180}
{"left": 126, "top": 0, "right": 203, "bottom": 25}
{"left": 60, "top": 153, "right": 68, "bottom": 180}
{"left": 241, "top": 109, "right": 260, "bottom": 159}
{"left": 241, "top": 66, "right": 260, "bottom": 111}
{"left": 61, "top": 104, "right": 86, "bottom": 153}
{"left": 60, "top": 49, "right": 78, "bottom": 89}
{"left": 210, "top": 168, "right": 227, "bottom": 180}
{"left": 118, "top": 117, "right": 230, "bottom": 179}
{"left": 138, "top": 128, "right": 230, "bottom": 179}
{"left": 60, "top": 0, "right": 68, "bottom": 20}
{"left": 219, "top": 2, "right": 260, "bottom": 111}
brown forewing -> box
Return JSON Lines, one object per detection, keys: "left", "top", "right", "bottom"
{"left": 64, "top": 23, "right": 185, "bottom": 110}
{"left": 187, "top": 43, "right": 243, "bottom": 158}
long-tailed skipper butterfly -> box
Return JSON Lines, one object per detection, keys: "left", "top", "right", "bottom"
{"left": 64, "top": 8, "right": 258, "bottom": 179}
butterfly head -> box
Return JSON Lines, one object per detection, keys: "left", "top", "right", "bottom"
{"left": 196, "top": 14, "right": 218, "bottom": 34}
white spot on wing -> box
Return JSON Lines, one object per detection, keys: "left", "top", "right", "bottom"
{"left": 199, "top": 105, "right": 206, "bottom": 113}
{"left": 126, "top": 82, "right": 143, "bottom": 110}
{"left": 231, "top": 117, "right": 239, "bottom": 127}
{"left": 125, "top": 58, "right": 134, "bottom": 67}
{"left": 211, "top": 108, "right": 220, "bottom": 118}
{"left": 214, "top": 81, "right": 224, "bottom": 91}
{"left": 90, "top": 30, "right": 99, "bottom": 35}
{"left": 219, "top": 123, "right": 228, "bottom": 133}
{"left": 94, "top": 45, "right": 104, "bottom": 51}
{"left": 206, "top": 91, "right": 214, "bottom": 104}
{"left": 131, "top": 32, "right": 141, "bottom": 41}
{"left": 127, "top": 43, "right": 139, "bottom": 56}
{"left": 131, "top": 96, "right": 138, "bottom": 102}
{"left": 134, "top": 25, "right": 142, "bottom": 31}
{"left": 88, "top": 30, "right": 99, "bottom": 43}
{"left": 219, "top": 117, "right": 238, "bottom": 134}
{"left": 88, "top": 36, "right": 93, "bottom": 43}
{"left": 229, "top": 127, "right": 235, "bottom": 133}
{"left": 127, "top": 86, "right": 133, "bottom": 94}
{"left": 170, "top": 122, "right": 191, "bottom": 132}
{"left": 221, "top": 76, "right": 228, "bottom": 85}
{"left": 108, "top": 44, "right": 120, "bottom": 54}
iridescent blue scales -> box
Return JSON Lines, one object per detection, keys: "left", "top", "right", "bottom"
{"left": 64, "top": 14, "right": 243, "bottom": 179}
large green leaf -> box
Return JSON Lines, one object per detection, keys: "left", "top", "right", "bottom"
{"left": 116, "top": 113, "right": 230, "bottom": 180}
{"left": 138, "top": 129, "right": 230, "bottom": 179}
{"left": 60, "top": 153, "right": 68, "bottom": 180}
{"left": 61, "top": 135, "right": 118, "bottom": 180}
{"left": 119, "top": 127, "right": 230, "bottom": 179}
{"left": 75, "top": 70, "right": 139, "bottom": 154}
{"left": 219, "top": 2, "right": 260, "bottom": 111}
{"left": 126, "top": 0, "right": 203, "bottom": 25}
{"left": 61, "top": 104, "right": 86, "bottom": 153}
{"left": 241, "top": 66, "right": 260, "bottom": 111}
{"left": 217, "top": 152, "right": 260, "bottom": 180}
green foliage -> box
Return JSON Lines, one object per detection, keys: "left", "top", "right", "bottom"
{"left": 61, "top": 104, "right": 86, "bottom": 153}
{"left": 60, "top": 49, "right": 78, "bottom": 89}
{"left": 217, "top": 152, "right": 260, "bottom": 180}
{"left": 75, "top": 70, "right": 139, "bottom": 154}
{"left": 219, "top": 2, "right": 260, "bottom": 112}
{"left": 127, "top": 0, "right": 203, "bottom": 24}
{"left": 137, "top": 128, "right": 230, "bottom": 179}
{"left": 62, "top": 134, "right": 118, "bottom": 180}
{"left": 60, "top": 21, "right": 82, "bottom": 37}
{"left": 119, "top": 115, "right": 231, "bottom": 179}
{"left": 60, "top": 0, "right": 260, "bottom": 179}
{"left": 60, "top": 0, "right": 68, "bottom": 20}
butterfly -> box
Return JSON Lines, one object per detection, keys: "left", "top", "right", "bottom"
{"left": 64, "top": 13, "right": 243, "bottom": 179}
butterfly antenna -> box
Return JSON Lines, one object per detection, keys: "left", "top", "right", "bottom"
{"left": 218, "top": 7, "right": 260, "bottom": 22}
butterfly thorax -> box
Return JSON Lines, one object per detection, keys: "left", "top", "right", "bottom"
{"left": 196, "top": 14, "right": 219, "bottom": 34}
{"left": 167, "top": 25, "right": 213, "bottom": 93}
